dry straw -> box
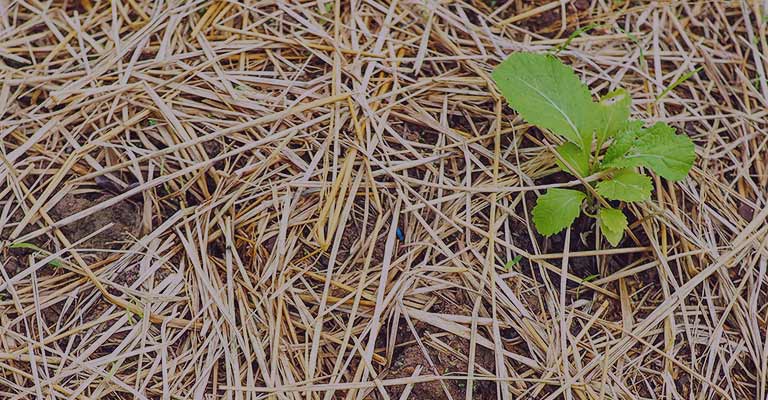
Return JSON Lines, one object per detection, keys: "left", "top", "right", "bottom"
{"left": 0, "top": 0, "right": 766, "bottom": 399}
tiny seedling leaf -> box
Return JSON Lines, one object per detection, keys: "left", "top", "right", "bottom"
{"left": 9, "top": 242, "right": 63, "bottom": 267}
{"left": 9, "top": 242, "right": 46, "bottom": 252}
{"left": 603, "top": 122, "right": 695, "bottom": 181}
{"left": 616, "top": 27, "right": 644, "bottom": 64}
{"left": 555, "top": 142, "right": 590, "bottom": 177}
{"left": 656, "top": 66, "right": 703, "bottom": 101}
{"left": 552, "top": 23, "right": 601, "bottom": 55}
{"left": 598, "top": 207, "right": 627, "bottom": 246}
{"left": 596, "top": 169, "right": 653, "bottom": 202}
{"left": 492, "top": 53, "right": 598, "bottom": 150}
{"left": 533, "top": 189, "right": 586, "bottom": 236}
{"left": 504, "top": 255, "right": 523, "bottom": 270}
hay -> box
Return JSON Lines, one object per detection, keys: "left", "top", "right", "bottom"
{"left": 0, "top": 0, "right": 766, "bottom": 399}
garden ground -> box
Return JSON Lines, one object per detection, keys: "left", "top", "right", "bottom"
{"left": 1, "top": 0, "right": 767, "bottom": 399}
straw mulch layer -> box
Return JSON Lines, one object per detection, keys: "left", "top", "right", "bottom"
{"left": 1, "top": 1, "right": 766, "bottom": 399}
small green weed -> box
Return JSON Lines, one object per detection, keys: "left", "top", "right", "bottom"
{"left": 9, "top": 242, "right": 63, "bottom": 267}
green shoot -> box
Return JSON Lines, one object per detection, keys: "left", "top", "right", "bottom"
{"left": 9, "top": 242, "right": 64, "bottom": 267}
{"left": 504, "top": 255, "right": 523, "bottom": 270}
{"left": 655, "top": 66, "right": 703, "bottom": 101}
{"left": 552, "top": 23, "right": 602, "bottom": 55}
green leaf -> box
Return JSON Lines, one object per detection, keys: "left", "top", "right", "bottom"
{"left": 596, "top": 89, "right": 631, "bottom": 144}
{"left": 603, "top": 122, "right": 695, "bottom": 181}
{"left": 532, "top": 189, "right": 586, "bottom": 236}
{"left": 656, "top": 66, "right": 703, "bottom": 101}
{"left": 601, "top": 121, "right": 643, "bottom": 166}
{"left": 598, "top": 207, "right": 627, "bottom": 246}
{"left": 9, "top": 242, "right": 63, "bottom": 267}
{"left": 9, "top": 242, "right": 46, "bottom": 252}
{"left": 555, "top": 143, "right": 590, "bottom": 176}
{"left": 48, "top": 259, "right": 63, "bottom": 268}
{"left": 504, "top": 255, "right": 523, "bottom": 270}
{"left": 551, "top": 23, "right": 601, "bottom": 55}
{"left": 492, "top": 53, "right": 597, "bottom": 150}
{"left": 595, "top": 169, "right": 653, "bottom": 202}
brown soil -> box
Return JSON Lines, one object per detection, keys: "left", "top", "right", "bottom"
{"left": 48, "top": 192, "right": 141, "bottom": 258}
{"left": 386, "top": 299, "right": 497, "bottom": 400}
{"left": 2, "top": 192, "right": 142, "bottom": 329}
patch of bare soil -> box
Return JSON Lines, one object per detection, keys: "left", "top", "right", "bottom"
{"left": 50, "top": 193, "right": 142, "bottom": 328}
{"left": 49, "top": 192, "right": 141, "bottom": 257}
{"left": 2, "top": 191, "right": 140, "bottom": 285}
{"left": 386, "top": 300, "right": 497, "bottom": 400}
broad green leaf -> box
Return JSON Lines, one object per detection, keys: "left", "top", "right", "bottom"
{"left": 492, "top": 53, "right": 597, "bottom": 150}
{"left": 596, "top": 89, "right": 631, "bottom": 144}
{"left": 601, "top": 121, "right": 643, "bottom": 167}
{"left": 532, "top": 189, "right": 586, "bottom": 236}
{"left": 598, "top": 207, "right": 627, "bottom": 246}
{"left": 595, "top": 169, "right": 653, "bottom": 202}
{"left": 603, "top": 122, "right": 695, "bottom": 181}
{"left": 555, "top": 143, "right": 590, "bottom": 176}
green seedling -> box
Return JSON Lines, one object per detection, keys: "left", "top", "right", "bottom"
{"left": 492, "top": 53, "right": 695, "bottom": 246}
{"left": 655, "top": 66, "right": 703, "bottom": 101}
{"left": 9, "top": 242, "right": 63, "bottom": 267}
{"left": 551, "top": 23, "right": 602, "bottom": 55}
{"left": 577, "top": 273, "right": 600, "bottom": 297}
{"left": 616, "top": 27, "right": 644, "bottom": 64}
{"left": 504, "top": 255, "right": 523, "bottom": 270}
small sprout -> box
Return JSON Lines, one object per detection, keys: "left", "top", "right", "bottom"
{"left": 9, "top": 242, "right": 64, "bottom": 267}
{"left": 655, "top": 66, "right": 704, "bottom": 101}
{"left": 492, "top": 53, "right": 695, "bottom": 246}
{"left": 147, "top": 119, "right": 157, "bottom": 126}
{"left": 9, "top": 242, "right": 46, "bottom": 252}
{"left": 551, "top": 23, "right": 601, "bottom": 55}
{"left": 616, "top": 27, "right": 644, "bottom": 63}
{"left": 504, "top": 255, "right": 523, "bottom": 270}
{"left": 577, "top": 273, "right": 600, "bottom": 297}
{"left": 235, "top": 84, "right": 245, "bottom": 91}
